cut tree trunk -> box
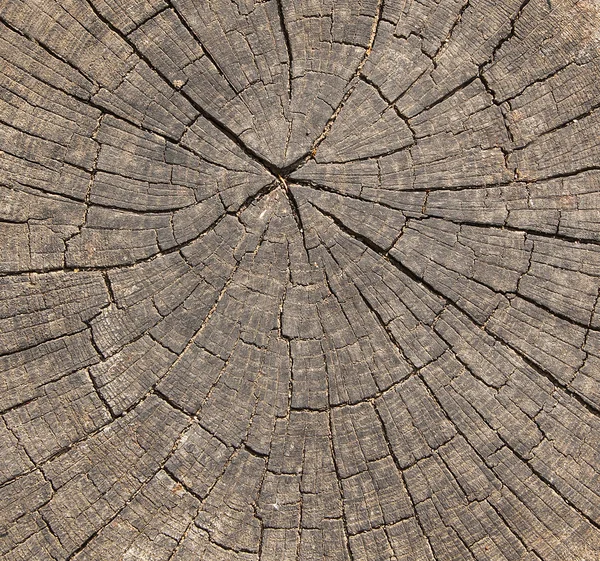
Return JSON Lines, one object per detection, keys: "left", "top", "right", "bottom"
{"left": 1, "top": 0, "right": 600, "bottom": 559}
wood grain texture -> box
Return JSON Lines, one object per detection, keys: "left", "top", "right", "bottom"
{"left": 1, "top": 0, "right": 600, "bottom": 559}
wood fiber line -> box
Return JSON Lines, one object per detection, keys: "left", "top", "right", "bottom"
{"left": 1, "top": 0, "right": 600, "bottom": 559}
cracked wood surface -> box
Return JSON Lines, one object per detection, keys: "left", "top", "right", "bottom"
{"left": 1, "top": 0, "right": 600, "bottom": 559}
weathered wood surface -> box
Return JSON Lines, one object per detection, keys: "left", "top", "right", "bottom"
{"left": 1, "top": 0, "right": 600, "bottom": 559}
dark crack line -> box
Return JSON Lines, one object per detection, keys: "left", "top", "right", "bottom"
{"left": 435, "top": 347, "right": 600, "bottom": 534}
{"left": 404, "top": 0, "right": 533, "bottom": 123}
{"left": 318, "top": 251, "right": 419, "bottom": 392}
{"left": 0, "top": 180, "right": 278, "bottom": 279}
{"left": 278, "top": 242, "right": 295, "bottom": 422}
{"left": 515, "top": 102, "right": 600, "bottom": 151}
{"left": 86, "top": 368, "right": 117, "bottom": 420}
{"left": 0, "top": 15, "right": 100, "bottom": 98}
{"left": 126, "top": 5, "right": 170, "bottom": 34}
{"left": 414, "top": 365, "right": 538, "bottom": 555}
{"left": 393, "top": 220, "right": 598, "bottom": 332}
{"left": 487, "top": 58, "right": 574, "bottom": 108}
{"left": 308, "top": 203, "right": 600, "bottom": 423}
{"left": 289, "top": 179, "right": 418, "bottom": 214}
{"left": 487, "top": 0, "right": 534, "bottom": 68}
{"left": 0, "top": 20, "right": 273, "bottom": 183}
{"left": 273, "top": 0, "right": 294, "bottom": 166}
{"left": 359, "top": 74, "right": 418, "bottom": 144}
{"left": 431, "top": 0, "right": 471, "bottom": 65}
{"left": 293, "top": 176, "right": 600, "bottom": 250}
{"left": 417, "top": 215, "right": 600, "bottom": 250}
{"left": 58, "top": 418, "right": 193, "bottom": 560}
{"left": 165, "top": 1, "right": 241, "bottom": 98}
{"left": 148, "top": 208, "right": 276, "bottom": 424}
{"left": 323, "top": 380, "right": 356, "bottom": 560}
{"left": 0, "top": 84, "right": 253, "bottom": 179}
{"left": 79, "top": 0, "right": 285, "bottom": 178}
{"left": 0, "top": 325, "right": 94, "bottom": 361}
{"left": 275, "top": 0, "right": 293, "bottom": 104}
{"left": 281, "top": 178, "right": 307, "bottom": 244}
{"left": 405, "top": 75, "right": 479, "bottom": 120}
{"left": 276, "top": 0, "right": 387, "bottom": 176}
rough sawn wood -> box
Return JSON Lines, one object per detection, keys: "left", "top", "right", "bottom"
{"left": 1, "top": 0, "right": 600, "bottom": 559}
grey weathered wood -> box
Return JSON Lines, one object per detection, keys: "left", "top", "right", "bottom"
{"left": 1, "top": 0, "right": 600, "bottom": 559}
